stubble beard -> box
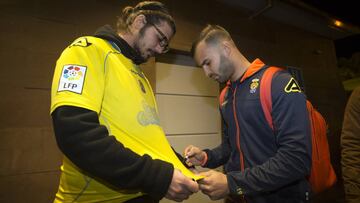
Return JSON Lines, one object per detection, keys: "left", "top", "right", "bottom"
{"left": 218, "top": 54, "right": 234, "bottom": 83}
{"left": 133, "top": 27, "right": 150, "bottom": 63}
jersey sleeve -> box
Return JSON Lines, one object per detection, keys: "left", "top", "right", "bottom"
{"left": 50, "top": 37, "right": 105, "bottom": 114}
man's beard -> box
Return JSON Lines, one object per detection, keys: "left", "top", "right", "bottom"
{"left": 133, "top": 27, "right": 150, "bottom": 64}
{"left": 133, "top": 43, "right": 147, "bottom": 64}
{"left": 218, "top": 54, "right": 234, "bottom": 83}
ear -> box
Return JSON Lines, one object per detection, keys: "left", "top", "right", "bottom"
{"left": 132, "top": 14, "right": 147, "bottom": 32}
{"left": 222, "top": 41, "right": 232, "bottom": 57}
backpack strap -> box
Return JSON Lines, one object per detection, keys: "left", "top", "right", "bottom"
{"left": 260, "top": 67, "right": 283, "bottom": 130}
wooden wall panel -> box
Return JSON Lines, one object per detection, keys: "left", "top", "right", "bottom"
{"left": 156, "top": 62, "right": 218, "bottom": 96}
{"left": 157, "top": 94, "right": 220, "bottom": 135}
{"left": 156, "top": 62, "right": 222, "bottom": 203}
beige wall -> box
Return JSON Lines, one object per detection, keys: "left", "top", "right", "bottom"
{"left": 0, "top": 0, "right": 346, "bottom": 202}
{"left": 155, "top": 62, "right": 221, "bottom": 203}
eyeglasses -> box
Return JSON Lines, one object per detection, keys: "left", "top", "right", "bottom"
{"left": 148, "top": 22, "right": 170, "bottom": 53}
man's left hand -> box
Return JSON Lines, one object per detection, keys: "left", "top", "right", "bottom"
{"left": 198, "top": 170, "right": 229, "bottom": 200}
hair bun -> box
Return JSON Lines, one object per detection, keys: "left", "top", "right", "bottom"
{"left": 134, "top": 1, "right": 169, "bottom": 14}
{"left": 122, "top": 6, "right": 135, "bottom": 18}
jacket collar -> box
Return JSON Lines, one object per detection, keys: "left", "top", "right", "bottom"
{"left": 240, "top": 58, "right": 266, "bottom": 83}
{"left": 226, "top": 58, "right": 266, "bottom": 87}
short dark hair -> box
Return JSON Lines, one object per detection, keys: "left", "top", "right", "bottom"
{"left": 117, "top": 1, "right": 176, "bottom": 35}
{"left": 191, "top": 24, "right": 232, "bottom": 57}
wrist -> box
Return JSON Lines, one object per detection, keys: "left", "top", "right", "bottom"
{"left": 200, "top": 151, "right": 208, "bottom": 166}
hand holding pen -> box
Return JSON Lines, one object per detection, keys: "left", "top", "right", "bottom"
{"left": 183, "top": 145, "right": 208, "bottom": 167}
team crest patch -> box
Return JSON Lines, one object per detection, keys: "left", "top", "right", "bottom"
{"left": 58, "top": 65, "right": 87, "bottom": 94}
{"left": 284, "top": 77, "right": 302, "bottom": 93}
{"left": 250, "top": 78, "right": 259, "bottom": 93}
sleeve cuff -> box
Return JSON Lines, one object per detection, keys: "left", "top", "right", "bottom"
{"left": 227, "top": 173, "right": 245, "bottom": 196}
{"left": 143, "top": 159, "right": 174, "bottom": 200}
{"left": 200, "top": 151, "right": 208, "bottom": 166}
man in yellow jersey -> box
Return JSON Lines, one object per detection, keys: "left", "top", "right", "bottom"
{"left": 50, "top": 1, "right": 199, "bottom": 203}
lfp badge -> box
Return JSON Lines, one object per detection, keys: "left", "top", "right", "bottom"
{"left": 250, "top": 78, "right": 259, "bottom": 94}
{"left": 58, "top": 65, "right": 87, "bottom": 94}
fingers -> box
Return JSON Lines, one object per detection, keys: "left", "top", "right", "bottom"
{"left": 184, "top": 145, "right": 204, "bottom": 166}
{"left": 184, "top": 145, "right": 196, "bottom": 158}
{"left": 197, "top": 170, "right": 229, "bottom": 200}
{"left": 198, "top": 178, "right": 215, "bottom": 199}
{"left": 184, "top": 158, "right": 194, "bottom": 167}
{"left": 197, "top": 171, "right": 212, "bottom": 192}
{"left": 165, "top": 185, "right": 193, "bottom": 202}
{"left": 199, "top": 181, "right": 210, "bottom": 192}
{"left": 184, "top": 145, "right": 202, "bottom": 158}
{"left": 198, "top": 170, "right": 212, "bottom": 178}
{"left": 165, "top": 169, "right": 199, "bottom": 202}
{"left": 184, "top": 178, "right": 199, "bottom": 193}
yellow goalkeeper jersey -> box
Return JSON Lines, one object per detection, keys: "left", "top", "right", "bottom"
{"left": 51, "top": 36, "right": 200, "bottom": 203}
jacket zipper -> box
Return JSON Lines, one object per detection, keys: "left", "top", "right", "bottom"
{"left": 232, "top": 86, "right": 245, "bottom": 171}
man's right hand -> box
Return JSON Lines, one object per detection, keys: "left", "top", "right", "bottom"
{"left": 183, "top": 145, "right": 206, "bottom": 166}
{"left": 165, "top": 169, "right": 199, "bottom": 202}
